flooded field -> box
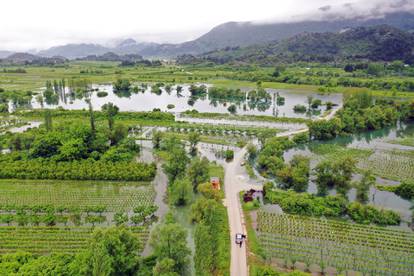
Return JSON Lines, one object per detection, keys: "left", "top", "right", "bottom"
{"left": 283, "top": 122, "right": 414, "bottom": 222}
{"left": 29, "top": 84, "right": 342, "bottom": 119}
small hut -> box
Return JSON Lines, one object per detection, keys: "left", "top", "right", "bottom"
{"left": 210, "top": 177, "right": 221, "bottom": 190}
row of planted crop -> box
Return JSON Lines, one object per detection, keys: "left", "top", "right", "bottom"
{"left": 259, "top": 223, "right": 414, "bottom": 252}
{"left": 0, "top": 205, "right": 158, "bottom": 227}
{"left": 259, "top": 232, "right": 414, "bottom": 275}
{"left": 0, "top": 226, "right": 149, "bottom": 254}
{"left": 259, "top": 232, "right": 414, "bottom": 263}
{"left": 258, "top": 212, "right": 414, "bottom": 247}
{"left": 166, "top": 124, "right": 278, "bottom": 136}
{"left": 257, "top": 212, "right": 414, "bottom": 275}
{"left": 0, "top": 190, "right": 155, "bottom": 212}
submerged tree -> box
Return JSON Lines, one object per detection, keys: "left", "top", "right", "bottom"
{"left": 152, "top": 130, "right": 163, "bottom": 150}
{"left": 356, "top": 171, "right": 376, "bottom": 204}
{"left": 150, "top": 222, "right": 190, "bottom": 275}
{"left": 187, "top": 157, "right": 210, "bottom": 191}
{"left": 314, "top": 157, "right": 356, "bottom": 197}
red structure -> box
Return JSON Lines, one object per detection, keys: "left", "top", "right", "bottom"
{"left": 210, "top": 177, "right": 221, "bottom": 190}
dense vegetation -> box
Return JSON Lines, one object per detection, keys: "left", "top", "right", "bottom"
{"left": 309, "top": 92, "right": 414, "bottom": 140}
{"left": 265, "top": 187, "right": 401, "bottom": 226}
{"left": 180, "top": 25, "right": 414, "bottom": 65}
{"left": 0, "top": 106, "right": 157, "bottom": 181}
{"left": 0, "top": 227, "right": 172, "bottom": 275}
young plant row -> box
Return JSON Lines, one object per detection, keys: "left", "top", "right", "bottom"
{"left": 257, "top": 212, "right": 414, "bottom": 276}
{"left": 0, "top": 226, "right": 149, "bottom": 255}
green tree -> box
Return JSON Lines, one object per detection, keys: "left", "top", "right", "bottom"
{"left": 307, "top": 95, "right": 314, "bottom": 111}
{"left": 109, "top": 124, "right": 127, "bottom": 145}
{"left": 314, "top": 157, "right": 356, "bottom": 197}
{"left": 44, "top": 109, "right": 53, "bottom": 132}
{"left": 188, "top": 132, "right": 200, "bottom": 155}
{"left": 92, "top": 227, "right": 140, "bottom": 275}
{"left": 227, "top": 104, "right": 237, "bottom": 114}
{"left": 113, "top": 212, "right": 128, "bottom": 226}
{"left": 29, "top": 132, "right": 61, "bottom": 158}
{"left": 150, "top": 223, "right": 190, "bottom": 275}
{"left": 58, "top": 138, "right": 87, "bottom": 161}
{"left": 152, "top": 130, "right": 163, "bottom": 149}
{"left": 356, "top": 171, "right": 375, "bottom": 204}
{"left": 247, "top": 143, "right": 258, "bottom": 161}
{"left": 153, "top": 258, "right": 180, "bottom": 276}
{"left": 169, "top": 178, "right": 193, "bottom": 206}
{"left": 163, "top": 146, "right": 189, "bottom": 183}
{"left": 187, "top": 157, "right": 210, "bottom": 191}
{"left": 101, "top": 103, "right": 119, "bottom": 132}
{"left": 86, "top": 99, "right": 96, "bottom": 135}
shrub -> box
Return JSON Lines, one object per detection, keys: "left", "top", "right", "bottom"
{"left": 395, "top": 181, "right": 414, "bottom": 199}
{"left": 96, "top": 91, "right": 108, "bottom": 97}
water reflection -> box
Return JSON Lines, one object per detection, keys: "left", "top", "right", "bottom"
{"left": 283, "top": 123, "right": 414, "bottom": 221}
{"left": 27, "top": 84, "right": 342, "bottom": 118}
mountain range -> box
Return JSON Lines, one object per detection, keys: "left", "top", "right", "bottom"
{"left": 177, "top": 25, "right": 414, "bottom": 65}
{"left": 14, "top": 12, "right": 414, "bottom": 59}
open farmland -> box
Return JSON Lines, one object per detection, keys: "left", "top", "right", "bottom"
{"left": 0, "top": 226, "right": 148, "bottom": 254}
{"left": 257, "top": 211, "right": 414, "bottom": 276}
{"left": 0, "top": 179, "right": 155, "bottom": 212}
{"left": 0, "top": 179, "right": 156, "bottom": 254}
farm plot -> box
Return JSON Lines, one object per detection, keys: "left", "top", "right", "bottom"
{"left": 0, "top": 226, "right": 149, "bottom": 254}
{"left": 166, "top": 124, "right": 279, "bottom": 138}
{"left": 387, "top": 135, "right": 414, "bottom": 147}
{"left": 0, "top": 179, "right": 156, "bottom": 254}
{"left": 257, "top": 212, "right": 414, "bottom": 276}
{"left": 357, "top": 149, "right": 414, "bottom": 182}
{"left": 0, "top": 179, "right": 155, "bottom": 212}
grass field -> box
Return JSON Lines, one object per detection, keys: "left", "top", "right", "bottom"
{"left": 1, "top": 62, "right": 413, "bottom": 99}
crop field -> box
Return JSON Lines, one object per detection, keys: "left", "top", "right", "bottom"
{"left": 0, "top": 179, "right": 155, "bottom": 212}
{"left": 0, "top": 226, "right": 149, "bottom": 254}
{"left": 309, "top": 143, "right": 372, "bottom": 161}
{"left": 257, "top": 212, "right": 414, "bottom": 276}
{"left": 357, "top": 149, "right": 414, "bottom": 182}
{"left": 166, "top": 124, "right": 279, "bottom": 138}
{"left": 0, "top": 179, "right": 156, "bottom": 254}
{"left": 387, "top": 135, "right": 414, "bottom": 147}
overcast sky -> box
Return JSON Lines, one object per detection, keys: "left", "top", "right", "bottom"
{"left": 1, "top": 0, "right": 413, "bottom": 51}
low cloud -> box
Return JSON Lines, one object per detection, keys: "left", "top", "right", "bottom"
{"left": 319, "top": 5, "right": 332, "bottom": 12}
{"left": 257, "top": 0, "right": 414, "bottom": 24}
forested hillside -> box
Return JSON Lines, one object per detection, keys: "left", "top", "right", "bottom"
{"left": 178, "top": 25, "right": 414, "bottom": 65}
